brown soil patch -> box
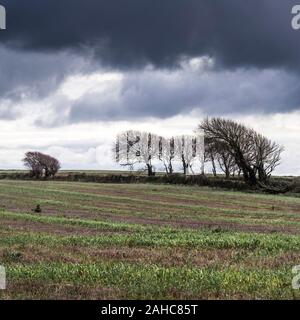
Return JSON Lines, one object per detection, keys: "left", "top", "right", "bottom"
{"left": 0, "top": 218, "right": 126, "bottom": 236}
{"left": 8, "top": 205, "right": 297, "bottom": 235}
{"left": 0, "top": 245, "right": 242, "bottom": 268}
{"left": 53, "top": 185, "right": 300, "bottom": 214}
{"left": 0, "top": 280, "right": 122, "bottom": 300}
{"left": 240, "top": 251, "right": 300, "bottom": 269}
{"left": 70, "top": 212, "right": 298, "bottom": 235}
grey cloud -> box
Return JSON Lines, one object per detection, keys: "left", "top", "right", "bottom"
{"left": 1, "top": 0, "right": 300, "bottom": 71}
{"left": 0, "top": 45, "right": 96, "bottom": 100}
{"left": 0, "top": 99, "right": 19, "bottom": 120}
{"left": 0, "top": 45, "right": 98, "bottom": 121}
{"left": 57, "top": 68, "right": 300, "bottom": 125}
{"left": 1, "top": 0, "right": 300, "bottom": 125}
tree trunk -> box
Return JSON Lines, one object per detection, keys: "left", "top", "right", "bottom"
{"left": 164, "top": 164, "right": 169, "bottom": 175}
{"left": 211, "top": 157, "right": 217, "bottom": 177}
{"left": 168, "top": 161, "right": 173, "bottom": 175}
{"left": 225, "top": 168, "right": 230, "bottom": 179}
{"left": 233, "top": 148, "right": 257, "bottom": 186}
{"left": 147, "top": 164, "right": 153, "bottom": 177}
{"left": 182, "top": 155, "right": 187, "bottom": 175}
{"left": 258, "top": 165, "right": 268, "bottom": 183}
{"left": 242, "top": 168, "right": 257, "bottom": 186}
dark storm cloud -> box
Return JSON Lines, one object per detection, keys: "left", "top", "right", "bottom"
{"left": 1, "top": 0, "right": 299, "bottom": 70}
{"left": 0, "top": 46, "right": 94, "bottom": 99}
{"left": 1, "top": 0, "right": 300, "bottom": 124}
{"left": 0, "top": 45, "right": 96, "bottom": 121}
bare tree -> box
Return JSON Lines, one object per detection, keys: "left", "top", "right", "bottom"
{"left": 115, "top": 131, "right": 205, "bottom": 176}
{"left": 174, "top": 135, "right": 204, "bottom": 175}
{"left": 204, "top": 137, "right": 218, "bottom": 177}
{"left": 42, "top": 154, "right": 61, "bottom": 177}
{"left": 251, "top": 131, "right": 283, "bottom": 183}
{"left": 174, "top": 136, "right": 189, "bottom": 175}
{"left": 115, "top": 131, "right": 158, "bottom": 176}
{"left": 199, "top": 118, "right": 283, "bottom": 185}
{"left": 23, "top": 152, "right": 43, "bottom": 178}
{"left": 23, "top": 152, "right": 61, "bottom": 178}
{"left": 214, "top": 140, "right": 237, "bottom": 178}
{"left": 158, "top": 137, "right": 175, "bottom": 175}
{"left": 200, "top": 118, "right": 258, "bottom": 185}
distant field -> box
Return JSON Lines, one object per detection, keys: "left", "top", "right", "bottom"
{"left": 0, "top": 179, "right": 300, "bottom": 299}
{"left": 0, "top": 169, "right": 168, "bottom": 177}
{"left": 0, "top": 169, "right": 297, "bottom": 178}
{"left": 0, "top": 169, "right": 133, "bottom": 175}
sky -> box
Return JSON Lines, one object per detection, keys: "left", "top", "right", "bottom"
{"left": 0, "top": 0, "right": 300, "bottom": 174}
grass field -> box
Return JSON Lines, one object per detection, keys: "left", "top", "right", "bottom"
{"left": 0, "top": 179, "right": 299, "bottom": 299}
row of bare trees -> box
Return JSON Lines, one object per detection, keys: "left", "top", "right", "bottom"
{"left": 116, "top": 118, "right": 283, "bottom": 186}
{"left": 23, "top": 152, "right": 61, "bottom": 178}
{"left": 199, "top": 118, "right": 283, "bottom": 186}
{"left": 21, "top": 118, "right": 283, "bottom": 186}
{"left": 115, "top": 131, "right": 205, "bottom": 176}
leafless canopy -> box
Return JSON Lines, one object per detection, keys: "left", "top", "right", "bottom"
{"left": 115, "top": 131, "right": 205, "bottom": 176}
{"left": 199, "top": 118, "right": 283, "bottom": 185}
{"left": 23, "top": 152, "right": 61, "bottom": 178}
{"left": 205, "top": 138, "right": 238, "bottom": 178}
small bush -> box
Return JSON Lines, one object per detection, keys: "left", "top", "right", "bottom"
{"left": 33, "top": 204, "right": 42, "bottom": 213}
{"left": 2, "top": 249, "right": 23, "bottom": 263}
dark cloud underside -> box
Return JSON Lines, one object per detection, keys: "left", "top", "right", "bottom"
{"left": 66, "top": 69, "right": 300, "bottom": 123}
{"left": 1, "top": 0, "right": 299, "bottom": 70}
{"left": 1, "top": 0, "right": 300, "bottom": 125}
